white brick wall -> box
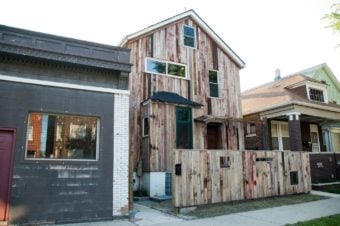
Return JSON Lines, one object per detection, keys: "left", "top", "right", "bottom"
{"left": 113, "top": 93, "right": 129, "bottom": 216}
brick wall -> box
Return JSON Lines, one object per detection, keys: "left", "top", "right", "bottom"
{"left": 310, "top": 153, "right": 340, "bottom": 182}
{"left": 27, "top": 114, "right": 42, "bottom": 156}
{"left": 244, "top": 113, "right": 263, "bottom": 150}
{"left": 113, "top": 94, "right": 129, "bottom": 216}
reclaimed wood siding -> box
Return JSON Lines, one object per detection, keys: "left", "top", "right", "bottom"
{"left": 141, "top": 104, "right": 150, "bottom": 172}
{"left": 125, "top": 18, "right": 242, "bottom": 171}
{"left": 149, "top": 102, "right": 205, "bottom": 172}
{"left": 173, "top": 150, "right": 311, "bottom": 208}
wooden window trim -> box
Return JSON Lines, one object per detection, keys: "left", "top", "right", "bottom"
{"left": 208, "top": 69, "right": 219, "bottom": 98}
{"left": 183, "top": 25, "right": 197, "bottom": 49}
{"left": 305, "top": 82, "right": 328, "bottom": 103}
{"left": 144, "top": 57, "right": 188, "bottom": 80}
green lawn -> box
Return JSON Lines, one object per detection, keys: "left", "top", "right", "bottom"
{"left": 314, "top": 184, "right": 340, "bottom": 194}
{"left": 287, "top": 214, "right": 340, "bottom": 226}
{"left": 183, "top": 194, "right": 327, "bottom": 218}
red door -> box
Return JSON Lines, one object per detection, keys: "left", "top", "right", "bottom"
{"left": 0, "top": 129, "right": 15, "bottom": 222}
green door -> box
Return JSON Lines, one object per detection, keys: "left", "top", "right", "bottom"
{"left": 176, "top": 106, "right": 193, "bottom": 149}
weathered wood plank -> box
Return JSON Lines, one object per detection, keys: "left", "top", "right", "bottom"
{"left": 173, "top": 150, "right": 311, "bottom": 208}
{"left": 126, "top": 17, "right": 244, "bottom": 173}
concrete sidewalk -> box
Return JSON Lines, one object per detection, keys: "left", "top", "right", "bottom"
{"left": 63, "top": 193, "right": 340, "bottom": 226}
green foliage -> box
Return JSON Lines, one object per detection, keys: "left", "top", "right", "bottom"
{"left": 324, "top": 3, "right": 340, "bottom": 33}
{"left": 319, "top": 184, "right": 340, "bottom": 194}
{"left": 287, "top": 214, "right": 340, "bottom": 226}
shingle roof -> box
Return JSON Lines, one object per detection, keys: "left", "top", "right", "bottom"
{"left": 242, "top": 74, "right": 339, "bottom": 115}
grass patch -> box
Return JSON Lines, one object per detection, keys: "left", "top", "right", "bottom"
{"left": 183, "top": 194, "right": 328, "bottom": 218}
{"left": 287, "top": 214, "right": 340, "bottom": 226}
{"left": 314, "top": 184, "right": 340, "bottom": 194}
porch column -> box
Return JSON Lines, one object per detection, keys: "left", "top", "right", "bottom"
{"left": 287, "top": 113, "right": 303, "bottom": 151}
{"left": 261, "top": 117, "right": 270, "bottom": 150}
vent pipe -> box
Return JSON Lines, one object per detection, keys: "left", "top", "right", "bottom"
{"left": 274, "top": 68, "right": 281, "bottom": 81}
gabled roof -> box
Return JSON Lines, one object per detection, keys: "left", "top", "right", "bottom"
{"left": 119, "top": 9, "right": 245, "bottom": 68}
{"left": 242, "top": 74, "right": 340, "bottom": 115}
{"left": 298, "top": 63, "right": 340, "bottom": 91}
{"left": 149, "top": 91, "right": 202, "bottom": 107}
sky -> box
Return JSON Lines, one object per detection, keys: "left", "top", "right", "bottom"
{"left": 1, "top": 0, "right": 339, "bottom": 91}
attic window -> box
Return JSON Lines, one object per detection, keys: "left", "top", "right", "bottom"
{"left": 309, "top": 88, "right": 324, "bottom": 102}
{"left": 183, "top": 25, "right": 196, "bottom": 48}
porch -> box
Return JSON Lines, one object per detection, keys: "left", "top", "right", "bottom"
{"left": 259, "top": 103, "right": 340, "bottom": 153}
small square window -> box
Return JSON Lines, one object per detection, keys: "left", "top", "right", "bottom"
{"left": 290, "top": 171, "right": 299, "bottom": 185}
{"left": 143, "top": 117, "right": 149, "bottom": 137}
{"left": 220, "top": 156, "right": 230, "bottom": 168}
{"left": 246, "top": 123, "right": 256, "bottom": 136}
{"left": 167, "top": 63, "right": 186, "bottom": 78}
{"left": 309, "top": 88, "right": 324, "bottom": 102}
{"left": 175, "top": 164, "right": 182, "bottom": 176}
{"left": 183, "top": 25, "right": 196, "bottom": 48}
{"left": 146, "top": 59, "right": 166, "bottom": 74}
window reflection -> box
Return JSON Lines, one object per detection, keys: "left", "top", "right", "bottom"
{"left": 26, "top": 113, "right": 98, "bottom": 160}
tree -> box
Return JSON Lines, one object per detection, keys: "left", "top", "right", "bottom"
{"left": 324, "top": 3, "right": 340, "bottom": 33}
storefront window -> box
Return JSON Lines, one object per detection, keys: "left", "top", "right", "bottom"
{"left": 26, "top": 112, "right": 99, "bottom": 160}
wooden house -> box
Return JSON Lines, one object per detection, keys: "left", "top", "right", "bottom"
{"left": 120, "top": 10, "right": 245, "bottom": 197}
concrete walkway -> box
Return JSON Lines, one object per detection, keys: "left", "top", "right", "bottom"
{"left": 63, "top": 193, "right": 340, "bottom": 226}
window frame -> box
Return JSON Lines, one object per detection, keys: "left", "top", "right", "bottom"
{"left": 246, "top": 122, "right": 256, "bottom": 137}
{"left": 308, "top": 88, "right": 325, "bottom": 102}
{"left": 142, "top": 117, "right": 149, "bottom": 137}
{"left": 176, "top": 106, "right": 193, "bottom": 149}
{"left": 271, "top": 120, "right": 290, "bottom": 151}
{"left": 208, "top": 69, "right": 219, "bottom": 98}
{"left": 25, "top": 112, "right": 100, "bottom": 162}
{"left": 145, "top": 57, "right": 188, "bottom": 80}
{"left": 183, "top": 25, "right": 196, "bottom": 49}
{"left": 306, "top": 82, "right": 328, "bottom": 103}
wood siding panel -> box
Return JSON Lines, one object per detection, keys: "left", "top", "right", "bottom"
{"left": 126, "top": 18, "right": 243, "bottom": 171}
{"left": 173, "top": 150, "right": 311, "bottom": 208}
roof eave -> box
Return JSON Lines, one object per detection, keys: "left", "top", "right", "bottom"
{"left": 119, "top": 10, "right": 245, "bottom": 69}
{"left": 243, "top": 100, "right": 340, "bottom": 116}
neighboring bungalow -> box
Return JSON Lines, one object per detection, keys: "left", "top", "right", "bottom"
{"left": 120, "top": 10, "right": 245, "bottom": 197}
{"left": 298, "top": 63, "right": 340, "bottom": 153}
{"left": 0, "top": 25, "right": 131, "bottom": 224}
{"left": 242, "top": 73, "right": 340, "bottom": 154}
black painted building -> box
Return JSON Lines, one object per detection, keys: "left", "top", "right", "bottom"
{"left": 0, "top": 25, "right": 131, "bottom": 224}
